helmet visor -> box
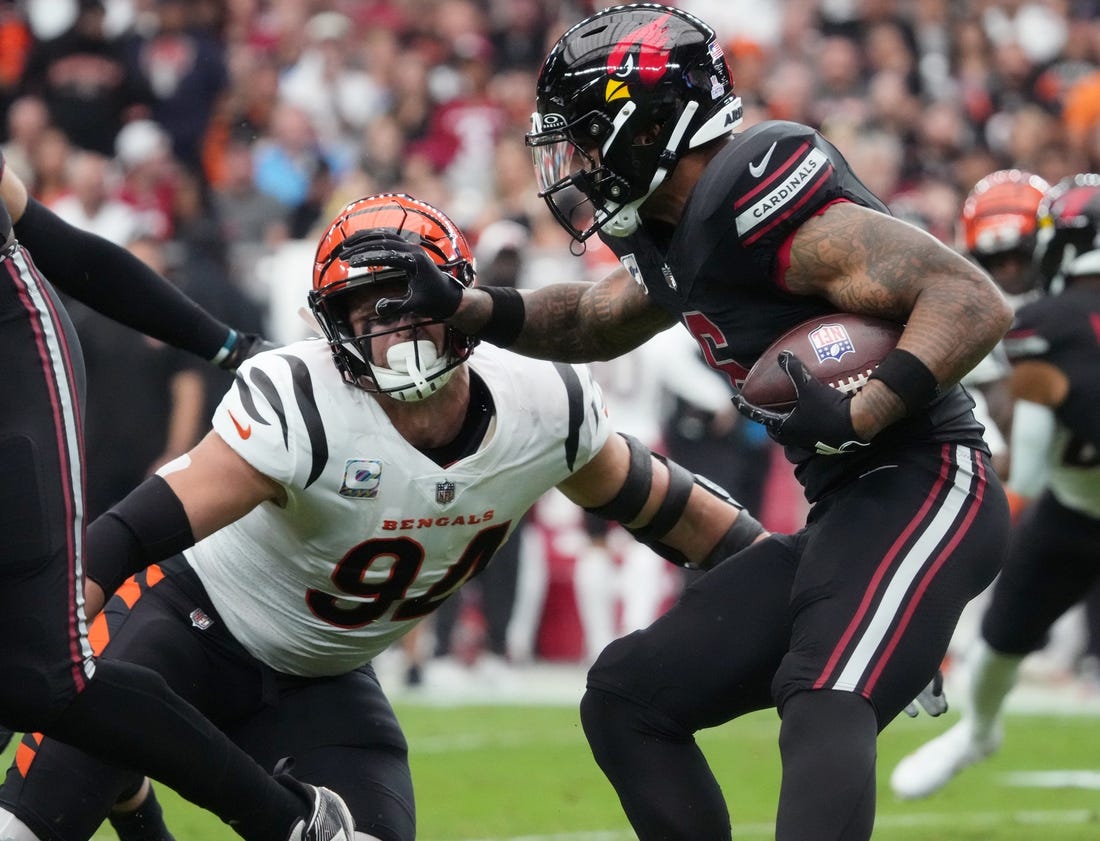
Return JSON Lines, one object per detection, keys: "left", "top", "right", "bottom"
{"left": 527, "top": 112, "right": 592, "bottom": 195}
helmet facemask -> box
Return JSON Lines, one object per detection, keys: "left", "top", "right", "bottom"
{"left": 527, "top": 4, "right": 742, "bottom": 242}
{"left": 309, "top": 195, "right": 478, "bottom": 401}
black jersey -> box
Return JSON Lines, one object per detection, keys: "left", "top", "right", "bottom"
{"left": 598, "top": 120, "right": 985, "bottom": 500}
{"left": 1004, "top": 285, "right": 1100, "bottom": 458}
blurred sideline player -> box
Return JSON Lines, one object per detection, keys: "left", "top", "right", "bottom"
{"left": 892, "top": 174, "right": 1100, "bottom": 799}
{"left": 956, "top": 169, "right": 1050, "bottom": 474}
{"left": 0, "top": 194, "right": 766, "bottom": 841}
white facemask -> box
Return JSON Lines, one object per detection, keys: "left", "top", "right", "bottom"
{"left": 370, "top": 339, "right": 456, "bottom": 401}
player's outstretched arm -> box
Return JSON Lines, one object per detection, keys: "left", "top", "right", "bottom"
{"left": 83, "top": 431, "right": 282, "bottom": 619}
{"left": 366, "top": 225, "right": 677, "bottom": 363}
{"left": 0, "top": 149, "right": 272, "bottom": 370}
{"left": 558, "top": 431, "right": 769, "bottom": 570}
{"left": 468, "top": 266, "right": 678, "bottom": 363}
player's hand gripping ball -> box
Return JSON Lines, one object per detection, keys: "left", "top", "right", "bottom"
{"left": 733, "top": 313, "right": 903, "bottom": 455}
{"left": 740, "top": 313, "right": 903, "bottom": 411}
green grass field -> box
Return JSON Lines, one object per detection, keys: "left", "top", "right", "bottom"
{"left": 6, "top": 701, "right": 1099, "bottom": 840}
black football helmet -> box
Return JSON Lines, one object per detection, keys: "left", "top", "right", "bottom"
{"left": 309, "top": 194, "right": 477, "bottom": 401}
{"left": 526, "top": 3, "right": 742, "bottom": 242}
{"left": 1034, "top": 173, "right": 1100, "bottom": 293}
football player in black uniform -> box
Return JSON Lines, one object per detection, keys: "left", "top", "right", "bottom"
{"left": 0, "top": 156, "right": 354, "bottom": 841}
{"left": 892, "top": 174, "right": 1100, "bottom": 800}
{"left": 372, "top": 5, "right": 1014, "bottom": 839}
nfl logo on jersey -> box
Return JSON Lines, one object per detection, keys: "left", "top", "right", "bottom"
{"left": 340, "top": 459, "right": 382, "bottom": 498}
{"left": 436, "top": 481, "right": 456, "bottom": 504}
{"left": 808, "top": 323, "right": 855, "bottom": 363}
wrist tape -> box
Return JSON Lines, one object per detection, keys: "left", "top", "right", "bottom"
{"left": 868, "top": 349, "right": 940, "bottom": 414}
{"left": 474, "top": 286, "right": 525, "bottom": 347}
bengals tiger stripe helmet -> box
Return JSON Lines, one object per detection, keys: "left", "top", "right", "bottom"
{"left": 309, "top": 194, "right": 477, "bottom": 401}
{"left": 960, "top": 170, "right": 1048, "bottom": 259}
{"left": 959, "top": 169, "right": 1049, "bottom": 297}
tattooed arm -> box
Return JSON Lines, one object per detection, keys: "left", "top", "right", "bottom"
{"left": 784, "top": 202, "right": 1014, "bottom": 440}
{"left": 449, "top": 267, "right": 678, "bottom": 362}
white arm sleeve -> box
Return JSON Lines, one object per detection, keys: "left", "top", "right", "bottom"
{"left": 1007, "top": 399, "right": 1056, "bottom": 498}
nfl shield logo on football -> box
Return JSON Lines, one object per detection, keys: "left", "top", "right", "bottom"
{"left": 340, "top": 458, "right": 382, "bottom": 498}
{"left": 808, "top": 323, "right": 855, "bottom": 363}
{"left": 436, "top": 480, "right": 456, "bottom": 504}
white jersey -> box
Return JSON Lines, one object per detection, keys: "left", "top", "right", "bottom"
{"left": 187, "top": 339, "right": 610, "bottom": 676}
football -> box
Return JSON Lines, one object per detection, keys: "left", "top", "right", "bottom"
{"left": 740, "top": 313, "right": 903, "bottom": 411}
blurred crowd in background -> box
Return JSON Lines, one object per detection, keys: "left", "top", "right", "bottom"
{"left": 3, "top": 0, "right": 1100, "bottom": 688}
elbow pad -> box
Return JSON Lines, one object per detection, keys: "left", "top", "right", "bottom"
{"left": 584, "top": 433, "right": 765, "bottom": 568}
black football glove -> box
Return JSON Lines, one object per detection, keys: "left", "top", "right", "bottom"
{"left": 339, "top": 231, "right": 464, "bottom": 320}
{"left": 732, "top": 351, "right": 870, "bottom": 455}
{"left": 904, "top": 670, "right": 948, "bottom": 717}
{"left": 218, "top": 331, "right": 279, "bottom": 371}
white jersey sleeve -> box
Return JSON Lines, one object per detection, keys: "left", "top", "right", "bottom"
{"left": 211, "top": 346, "right": 329, "bottom": 487}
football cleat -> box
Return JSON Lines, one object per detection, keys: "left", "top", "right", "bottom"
{"left": 280, "top": 776, "right": 355, "bottom": 841}
{"left": 889, "top": 719, "right": 1002, "bottom": 800}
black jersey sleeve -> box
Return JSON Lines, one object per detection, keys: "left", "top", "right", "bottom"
{"left": 700, "top": 121, "right": 890, "bottom": 282}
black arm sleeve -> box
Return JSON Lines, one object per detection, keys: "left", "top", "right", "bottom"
{"left": 14, "top": 198, "right": 232, "bottom": 360}
{"left": 86, "top": 476, "right": 196, "bottom": 596}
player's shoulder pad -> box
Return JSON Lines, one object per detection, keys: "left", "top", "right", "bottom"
{"left": 697, "top": 121, "right": 843, "bottom": 234}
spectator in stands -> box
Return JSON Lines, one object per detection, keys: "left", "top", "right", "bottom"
{"left": 0, "top": 94, "right": 48, "bottom": 181}
{"left": 19, "top": 0, "right": 149, "bottom": 156}
{"left": 49, "top": 150, "right": 142, "bottom": 244}
{"left": 124, "top": 0, "right": 229, "bottom": 171}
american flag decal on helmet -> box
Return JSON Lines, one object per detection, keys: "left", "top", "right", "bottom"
{"left": 808, "top": 323, "right": 855, "bottom": 363}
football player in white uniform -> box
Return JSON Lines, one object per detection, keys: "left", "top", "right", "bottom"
{"left": 0, "top": 194, "right": 765, "bottom": 841}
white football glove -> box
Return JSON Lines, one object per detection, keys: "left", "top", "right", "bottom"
{"left": 904, "top": 670, "right": 947, "bottom": 717}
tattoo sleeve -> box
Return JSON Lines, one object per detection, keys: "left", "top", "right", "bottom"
{"left": 513, "top": 268, "right": 677, "bottom": 362}
{"left": 784, "top": 203, "right": 1013, "bottom": 388}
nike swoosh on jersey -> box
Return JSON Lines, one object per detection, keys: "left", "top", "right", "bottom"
{"left": 748, "top": 141, "right": 779, "bottom": 178}
{"left": 228, "top": 410, "right": 252, "bottom": 439}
